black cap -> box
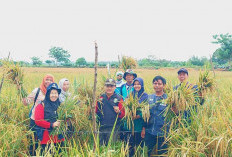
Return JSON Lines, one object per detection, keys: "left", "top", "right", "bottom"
{"left": 178, "top": 68, "right": 188, "bottom": 75}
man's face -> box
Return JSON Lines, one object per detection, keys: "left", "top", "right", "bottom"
{"left": 105, "top": 85, "right": 116, "bottom": 95}
{"left": 126, "top": 74, "right": 134, "bottom": 83}
{"left": 117, "top": 75, "right": 123, "bottom": 81}
{"left": 153, "top": 80, "right": 165, "bottom": 93}
{"left": 178, "top": 72, "right": 188, "bottom": 82}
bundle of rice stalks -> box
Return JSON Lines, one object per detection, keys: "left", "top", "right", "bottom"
{"left": 197, "top": 69, "right": 216, "bottom": 98}
{"left": 120, "top": 56, "right": 137, "bottom": 71}
{"left": 123, "top": 94, "right": 149, "bottom": 134}
{"left": 58, "top": 97, "right": 80, "bottom": 120}
{"left": 53, "top": 97, "right": 90, "bottom": 138}
{"left": 2, "top": 61, "right": 27, "bottom": 99}
{"left": 165, "top": 82, "right": 198, "bottom": 121}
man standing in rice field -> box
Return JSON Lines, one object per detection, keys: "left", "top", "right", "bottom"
{"left": 173, "top": 68, "right": 198, "bottom": 90}
{"left": 115, "top": 71, "right": 125, "bottom": 95}
{"left": 95, "top": 78, "right": 125, "bottom": 145}
{"left": 119, "top": 69, "right": 137, "bottom": 100}
{"left": 173, "top": 68, "right": 204, "bottom": 123}
{"left": 141, "top": 76, "right": 169, "bottom": 156}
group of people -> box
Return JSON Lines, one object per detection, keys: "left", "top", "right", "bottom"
{"left": 96, "top": 68, "right": 200, "bottom": 156}
{"left": 25, "top": 67, "right": 197, "bottom": 156}
{"left": 23, "top": 75, "right": 71, "bottom": 155}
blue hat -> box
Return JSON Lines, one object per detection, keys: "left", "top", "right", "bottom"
{"left": 178, "top": 68, "right": 188, "bottom": 75}
{"left": 46, "top": 83, "right": 61, "bottom": 95}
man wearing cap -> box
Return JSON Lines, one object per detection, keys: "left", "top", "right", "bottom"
{"left": 120, "top": 69, "right": 137, "bottom": 100}
{"left": 115, "top": 71, "right": 125, "bottom": 95}
{"left": 174, "top": 68, "right": 193, "bottom": 90}
{"left": 95, "top": 78, "right": 125, "bottom": 145}
{"left": 173, "top": 68, "right": 204, "bottom": 122}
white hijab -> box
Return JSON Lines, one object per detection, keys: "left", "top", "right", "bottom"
{"left": 59, "top": 78, "right": 71, "bottom": 103}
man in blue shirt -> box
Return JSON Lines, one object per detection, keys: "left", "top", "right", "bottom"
{"left": 141, "top": 76, "right": 169, "bottom": 156}
{"left": 119, "top": 69, "right": 137, "bottom": 100}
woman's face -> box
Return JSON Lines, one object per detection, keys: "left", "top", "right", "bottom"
{"left": 62, "top": 80, "right": 70, "bottom": 92}
{"left": 50, "top": 89, "right": 59, "bottom": 102}
{"left": 134, "top": 81, "right": 141, "bottom": 92}
{"left": 44, "top": 77, "right": 53, "bottom": 88}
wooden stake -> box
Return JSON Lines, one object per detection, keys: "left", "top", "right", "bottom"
{"left": 210, "top": 55, "right": 215, "bottom": 77}
{"left": 0, "top": 52, "right": 11, "bottom": 95}
{"left": 92, "top": 42, "right": 98, "bottom": 150}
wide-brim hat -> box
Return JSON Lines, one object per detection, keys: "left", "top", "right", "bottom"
{"left": 123, "top": 69, "right": 137, "bottom": 80}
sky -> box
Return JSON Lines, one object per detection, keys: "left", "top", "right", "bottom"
{"left": 0, "top": 0, "right": 231, "bottom": 62}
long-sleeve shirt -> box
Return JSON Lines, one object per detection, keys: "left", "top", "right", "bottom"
{"left": 34, "top": 104, "right": 64, "bottom": 144}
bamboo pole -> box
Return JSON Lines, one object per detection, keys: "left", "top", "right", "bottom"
{"left": 0, "top": 52, "right": 11, "bottom": 95}
{"left": 92, "top": 41, "right": 98, "bottom": 150}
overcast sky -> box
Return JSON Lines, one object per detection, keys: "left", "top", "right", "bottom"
{"left": 0, "top": 0, "right": 231, "bottom": 62}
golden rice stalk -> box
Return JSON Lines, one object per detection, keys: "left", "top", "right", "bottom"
{"left": 123, "top": 93, "right": 149, "bottom": 134}
{"left": 165, "top": 82, "right": 198, "bottom": 120}
{"left": 2, "top": 61, "right": 28, "bottom": 98}
{"left": 197, "top": 69, "right": 216, "bottom": 98}
{"left": 120, "top": 56, "right": 137, "bottom": 71}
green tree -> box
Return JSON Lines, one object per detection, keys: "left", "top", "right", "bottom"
{"left": 75, "top": 57, "right": 87, "bottom": 67}
{"left": 212, "top": 34, "right": 232, "bottom": 68}
{"left": 45, "top": 60, "right": 53, "bottom": 66}
{"left": 49, "top": 47, "right": 71, "bottom": 66}
{"left": 188, "top": 56, "right": 208, "bottom": 66}
{"left": 31, "top": 57, "right": 42, "bottom": 66}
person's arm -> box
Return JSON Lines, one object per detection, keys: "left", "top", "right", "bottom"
{"left": 34, "top": 104, "right": 53, "bottom": 128}
{"left": 141, "top": 127, "right": 146, "bottom": 138}
{"left": 118, "top": 99, "right": 125, "bottom": 118}
{"left": 23, "top": 88, "right": 37, "bottom": 106}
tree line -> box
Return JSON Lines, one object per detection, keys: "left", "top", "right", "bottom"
{"left": 0, "top": 34, "right": 232, "bottom": 70}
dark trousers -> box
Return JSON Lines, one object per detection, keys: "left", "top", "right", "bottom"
{"left": 125, "top": 131, "right": 144, "bottom": 157}
{"left": 99, "top": 125, "right": 119, "bottom": 146}
{"left": 144, "top": 133, "right": 168, "bottom": 156}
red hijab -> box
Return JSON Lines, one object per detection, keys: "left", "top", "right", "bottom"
{"left": 40, "top": 74, "right": 55, "bottom": 94}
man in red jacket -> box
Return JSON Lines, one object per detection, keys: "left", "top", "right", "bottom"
{"left": 95, "top": 78, "right": 125, "bottom": 145}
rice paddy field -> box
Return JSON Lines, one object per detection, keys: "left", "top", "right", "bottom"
{"left": 0, "top": 67, "right": 232, "bottom": 156}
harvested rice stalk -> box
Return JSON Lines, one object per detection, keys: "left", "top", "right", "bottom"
{"left": 3, "top": 61, "right": 28, "bottom": 99}
{"left": 197, "top": 69, "right": 216, "bottom": 98}
{"left": 165, "top": 82, "right": 198, "bottom": 121}
{"left": 123, "top": 93, "right": 149, "bottom": 135}
{"left": 120, "top": 56, "right": 137, "bottom": 71}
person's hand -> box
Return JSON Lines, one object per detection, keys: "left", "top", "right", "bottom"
{"left": 141, "top": 127, "right": 145, "bottom": 138}
{"left": 132, "top": 115, "right": 140, "bottom": 120}
{"left": 113, "top": 106, "right": 120, "bottom": 114}
{"left": 171, "top": 105, "right": 179, "bottom": 115}
{"left": 22, "top": 98, "right": 28, "bottom": 106}
{"left": 52, "top": 120, "right": 61, "bottom": 128}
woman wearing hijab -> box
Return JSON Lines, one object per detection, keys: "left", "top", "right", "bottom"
{"left": 58, "top": 78, "right": 71, "bottom": 103}
{"left": 125, "top": 77, "right": 148, "bottom": 157}
{"left": 34, "top": 83, "right": 64, "bottom": 154}
{"left": 23, "top": 74, "right": 54, "bottom": 155}
{"left": 58, "top": 78, "right": 74, "bottom": 139}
